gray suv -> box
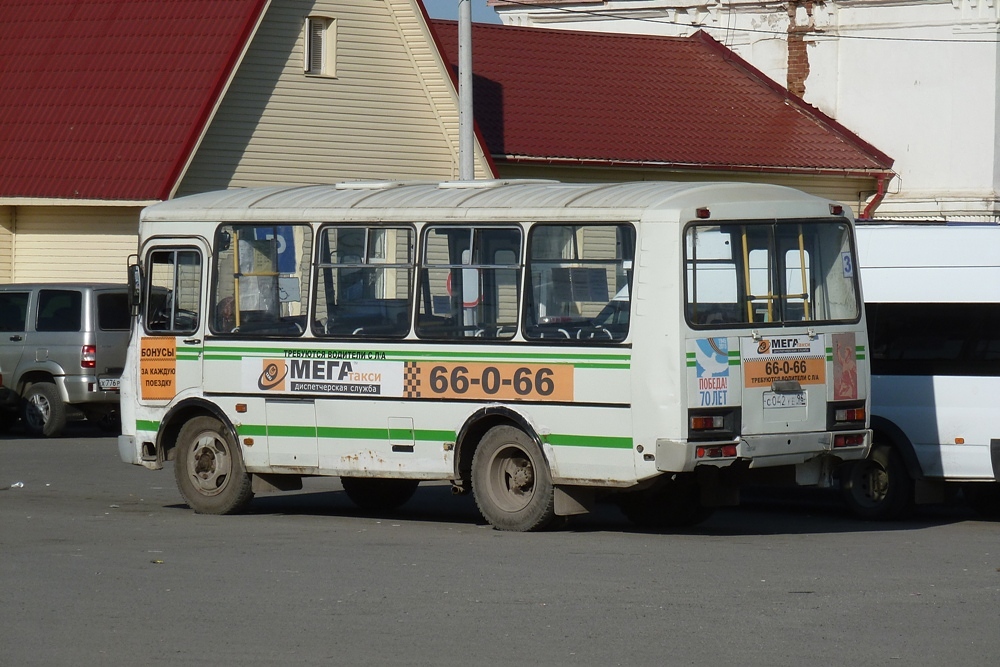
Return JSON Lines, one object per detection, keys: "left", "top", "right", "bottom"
{"left": 0, "top": 284, "right": 130, "bottom": 436}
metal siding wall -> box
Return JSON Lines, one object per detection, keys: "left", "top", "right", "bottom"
{"left": 0, "top": 207, "right": 13, "bottom": 283}
{"left": 177, "top": 0, "right": 489, "bottom": 196}
{"left": 12, "top": 207, "right": 140, "bottom": 284}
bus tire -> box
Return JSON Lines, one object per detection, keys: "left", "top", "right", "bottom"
{"left": 618, "top": 474, "right": 713, "bottom": 529}
{"left": 341, "top": 477, "right": 419, "bottom": 511}
{"left": 840, "top": 443, "right": 913, "bottom": 520}
{"left": 173, "top": 416, "right": 253, "bottom": 515}
{"left": 21, "top": 382, "right": 67, "bottom": 437}
{"left": 472, "top": 425, "right": 557, "bottom": 531}
{"left": 963, "top": 482, "right": 1000, "bottom": 520}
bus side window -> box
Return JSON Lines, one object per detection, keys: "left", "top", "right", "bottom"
{"left": 211, "top": 225, "right": 311, "bottom": 336}
{"left": 313, "top": 226, "right": 414, "bottom": 338}
{"left": 415, "top": 226, "right": 521, "bottom": 340}
{"left": 524, "top": 223, "right": 634, "bottom": 342}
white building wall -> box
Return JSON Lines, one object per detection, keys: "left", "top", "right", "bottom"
{"left": 494, "top": 0, "right": 1000, "bottom": 221}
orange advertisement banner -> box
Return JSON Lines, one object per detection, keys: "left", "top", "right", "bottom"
{"left": 140, "top": 337, "right": 177, "bottom": 400}
{"left": 406, "top": 362, "right": 573, "bottom": 402}
{"left": 743, "top": 357, "right": 825, "bottom": 388}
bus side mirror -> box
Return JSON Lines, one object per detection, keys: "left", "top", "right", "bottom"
{"left": 127, "top": 262, "right": 143, "bottom": 314}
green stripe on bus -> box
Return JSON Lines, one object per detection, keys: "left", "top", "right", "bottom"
{"left": 136, "top": 419, "right": 625, "bottom": 451}
{"left": 203, "top": 344, "right": 629, "bottom": 363}
{"left": 542, "top": 433, "right": 633, "bottom": 449}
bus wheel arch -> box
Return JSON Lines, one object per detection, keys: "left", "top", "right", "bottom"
{"left": 839, "top": 419, "right": 915, "bottom": 520}
{"left": 454, "top": 408, "right": 558, "bottom": 531}
{"left": 172, "top": 413, "right": 253, "bottom": 515}
{"left": 157, "top": 399, "right": 239, "bottom": 465}
{"left": 453, "top": 406, "right": 546, "bottom": 490}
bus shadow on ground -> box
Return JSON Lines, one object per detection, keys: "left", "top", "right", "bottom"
{"left": 227, "top": 481, "right": 984, "bottom": 537}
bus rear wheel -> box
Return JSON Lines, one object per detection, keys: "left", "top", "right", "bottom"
{"left": 174, "top": 416, "right": 253, "bottom": 515}
{"left": 472, "top": 425, "right": 556, "bottom": 531}
{"left": 840, "top": 443, "right": 913, "bottom": 520}
{"left": 341, "top": 477, "right": 419, "bottom": 511}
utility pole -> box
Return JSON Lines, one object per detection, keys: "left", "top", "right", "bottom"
{"left": 458, "top": 0, "right": 474, "bottom": 180}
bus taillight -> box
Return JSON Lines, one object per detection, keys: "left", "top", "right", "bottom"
{"left": 688, "top": 408, "right": 740, "bottom": 442}
{"left": 834, "top": 434, "right": 865, "bottom": 448}
{"left": 835, "top": 407, "right": 865, "bottom": 422}
{"left": 690, "top": 415, "right": 724, "bottom": 431}
{"left": 828, "top": 401, "right": 866, "bottom": 430}
{"left": 696, "top": 444, "right": 738, "bottom": 459}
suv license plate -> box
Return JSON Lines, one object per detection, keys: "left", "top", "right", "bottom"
{"left": 763, "top": 391, "right": 806, "bottom": 409}
{"left": 99, "top": 377, "right": 121, "bottom": 391}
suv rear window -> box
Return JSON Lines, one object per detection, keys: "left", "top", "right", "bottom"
{"left": 97, "top": 293, "right": 130, "bottom": 330}
{"left": 36, "top": 290, "right": 82, "bottom": 332}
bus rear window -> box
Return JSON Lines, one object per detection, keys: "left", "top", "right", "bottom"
{"left": 685, "top": 221, "right": 859, "bottom": 327}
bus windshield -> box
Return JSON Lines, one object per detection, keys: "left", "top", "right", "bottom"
{"left": 685, "top": 220, "right": 859, "bottom": 326}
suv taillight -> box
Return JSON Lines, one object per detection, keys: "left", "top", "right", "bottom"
{"left": 81, "top": 345, "right": 96, "bottom": 369}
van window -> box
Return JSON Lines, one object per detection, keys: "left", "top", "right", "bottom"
{"left": 36, "top": 290, "right": 82, "bottom": 332}
{"left": 0, "top": 292, "right": 29, "bottom": 332}
{"left": 867, "top": 302, "right": 1000, "bottom": 376}
{"left": 98, "top": 293, "right": 130, "bottom": 331}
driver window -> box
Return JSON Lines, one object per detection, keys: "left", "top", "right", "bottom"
{"left": 144, "top": 248, "right": 202, "bottom": 334}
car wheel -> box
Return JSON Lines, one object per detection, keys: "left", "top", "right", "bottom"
{"left": 20, "top": 382, "right": 67, "bottom": 437}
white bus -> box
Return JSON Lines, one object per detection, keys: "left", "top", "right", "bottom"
{"left": 843, "top": 223, "right": 1000, "bottom": 520}
{"left": 117, "top": 180, "right": 871, "bottom": 531}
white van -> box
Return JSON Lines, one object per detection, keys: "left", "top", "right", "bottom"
{"left": 844, "top": 223, "right": 1000, "bottom": 519}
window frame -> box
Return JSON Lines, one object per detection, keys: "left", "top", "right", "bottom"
{"left": 304, "top": 15, "right": 337, "bottom": 78}
{"left": 311, "top": 224, "right": 416, "bottom": 339}
{"left": 522, "top": 222, "right": 636, "bottom": 344}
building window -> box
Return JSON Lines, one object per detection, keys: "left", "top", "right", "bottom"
{"left": 304, "top": 16, "right": 336, "bottom": 77}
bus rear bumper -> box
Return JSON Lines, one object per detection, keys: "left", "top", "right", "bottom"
{"left": 656, "top": 430, "right": 871, "bottom": 474}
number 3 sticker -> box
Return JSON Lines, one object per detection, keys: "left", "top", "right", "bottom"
{"left": 842, "top": 252, "right": 854, "bottom": 278}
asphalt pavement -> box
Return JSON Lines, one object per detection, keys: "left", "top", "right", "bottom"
{"left": 2, "top": 423, "right": 998, "bottom": 666}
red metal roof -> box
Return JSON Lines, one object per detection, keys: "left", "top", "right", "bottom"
{"left": 430, "top": 20, "right": 893, "bottom": 175}
{"left": 0, "top": 0, "right": 268, "bottom": 201}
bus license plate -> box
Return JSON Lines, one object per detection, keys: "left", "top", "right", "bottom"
{"left": 99, "top": 377, "right": 121, "bottom": 391}
{"left": 763, "top": 391, "right": 806, "bottom": 409}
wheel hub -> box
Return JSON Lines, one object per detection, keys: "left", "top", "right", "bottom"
{"left": 508, "top": 461, "right": 534, "bottom": 493}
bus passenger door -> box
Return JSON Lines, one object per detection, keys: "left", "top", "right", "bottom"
{"left": 137, "top": 242, "right": 208, "bottom": 406}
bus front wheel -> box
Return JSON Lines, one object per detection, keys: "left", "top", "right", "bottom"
{"left": 174, "top": 416, "right": 253, "bottom": 515}
{"left": 840, "top": 443, "right": 913, "bottom": 520}
{"left": 472, "top": 425, "right": 557, "bottom": 531}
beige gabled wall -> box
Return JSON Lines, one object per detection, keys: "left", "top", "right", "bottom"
{"left": 177, "top": 0, "right": 489, "bottom": 196}
{"left": 0, "top": 206, "right": 12, "bottom": 283}
{"left": 11, "top": 207, "right": 139, "bottom": 284}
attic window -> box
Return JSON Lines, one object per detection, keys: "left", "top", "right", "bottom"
{"left": 305, "top": 16, "right": 336, "bottom": 77}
